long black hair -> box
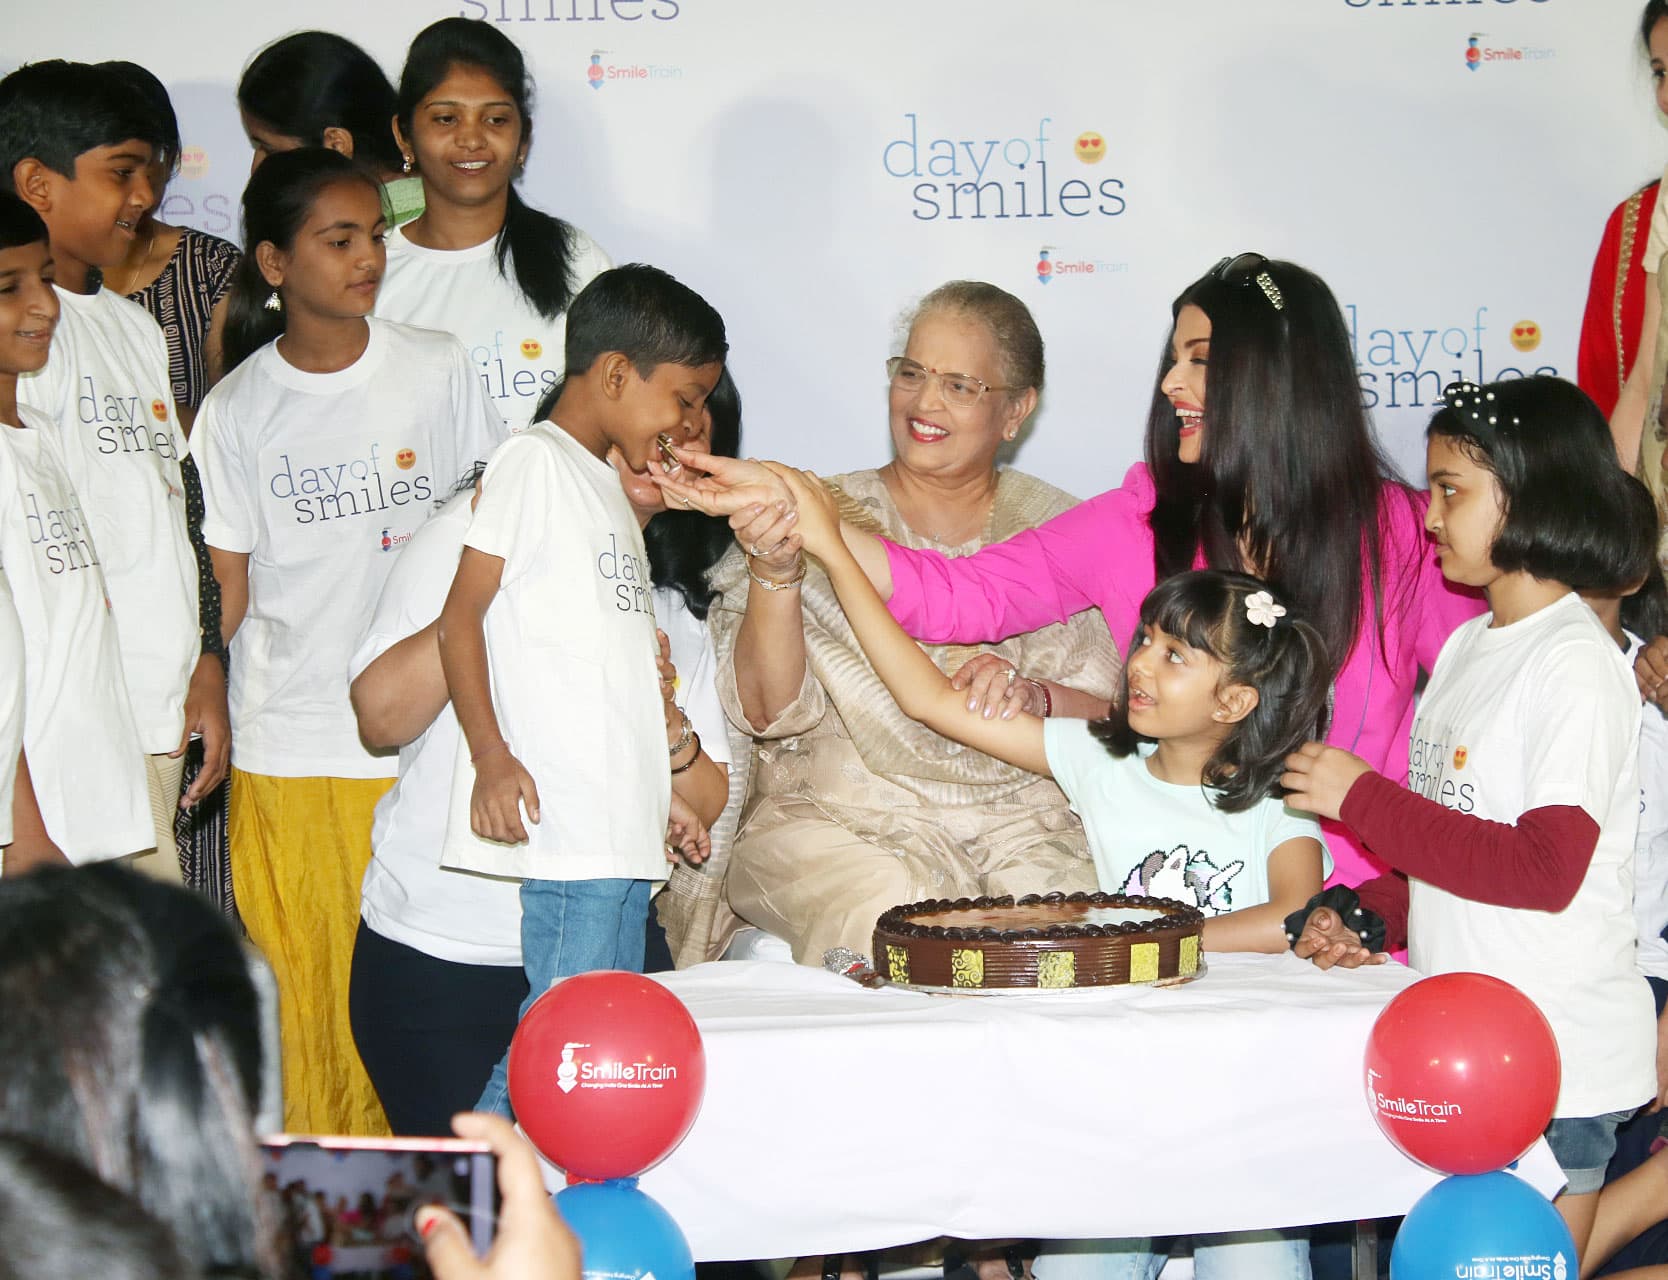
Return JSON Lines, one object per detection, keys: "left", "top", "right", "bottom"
{"left": 1090, "top": 570, "right": 1332, "bottom": 814}
{"left": 531, "top": 364, "right": 740, "bottom": 619}
{"left": 0, "top": 866, "right": 271, "bottom": 1278}
{"left": 1428, "top": 377, "right": 1658, "bottom": 594}
{"left": 237, "top": 32, "right": 403, "bottom": 175}
{"left": 396, "top": 18, "right": 582, "bottom": 322}
{"left": 1145, "top": 257, "right": 1406, "bottom": 685}
{"left": 221, "top": 148, "right": 382, "bottom": 372}
{"left": 645, "top": 366, "right": 741, "bottom": 620}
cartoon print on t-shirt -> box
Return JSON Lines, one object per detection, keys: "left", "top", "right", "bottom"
{"left": 1120, "top": 844, "right": 1244, "bottom": 914}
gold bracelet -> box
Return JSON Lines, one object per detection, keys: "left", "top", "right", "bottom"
{"left": 746, "top": 554, "right": 806, "bottom": 592}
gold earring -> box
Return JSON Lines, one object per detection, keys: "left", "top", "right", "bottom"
{"left": 401, "top": 155, "right": 413, "bottom": 174}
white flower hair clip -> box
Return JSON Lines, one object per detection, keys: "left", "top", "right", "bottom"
{"left": 1245, "top": 590, "right": 1286, "bottom": 629}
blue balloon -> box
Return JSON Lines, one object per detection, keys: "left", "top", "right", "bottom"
{"left": 1392, "top": 1171, "right": 1575, "bottom": 1280}
{"left": 556, "top": 1178, "right": 695, "bottom": 1280}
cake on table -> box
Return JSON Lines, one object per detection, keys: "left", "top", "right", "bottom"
{"left": 872, "top": 891, "right": 1205, "bottom": 991}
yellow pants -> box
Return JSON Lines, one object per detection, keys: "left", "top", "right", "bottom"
{"left": 230, "top": 768, "right": 393, "bottom": 1135}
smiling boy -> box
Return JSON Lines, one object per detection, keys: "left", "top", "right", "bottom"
{"left": 0, "top": 61, "right": 227, "bottom": 872}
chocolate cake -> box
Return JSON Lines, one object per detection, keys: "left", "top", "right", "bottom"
{"left": 872, "top": 891, "right": 1205, "bottom": 991}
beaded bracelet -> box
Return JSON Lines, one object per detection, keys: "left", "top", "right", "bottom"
{"left": 747, "top": 554, "right": 807, "bottom": 592}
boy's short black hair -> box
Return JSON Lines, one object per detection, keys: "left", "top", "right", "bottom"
{"left": 1427, "top": 376, "right": 1658, "bottom": 594}
{"left": 563, "top": 263, "right": 727, "bottom": 380}
{"left": 0, "top": 61, "right": 167, "bottom": 191}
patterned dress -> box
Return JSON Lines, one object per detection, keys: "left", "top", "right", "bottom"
{"left": 129, "top": 227, "right": 241, "bottom": 918}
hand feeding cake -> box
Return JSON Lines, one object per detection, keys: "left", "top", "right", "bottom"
{"left": 873, "top": 891, "right": 1205, "bottom": 991}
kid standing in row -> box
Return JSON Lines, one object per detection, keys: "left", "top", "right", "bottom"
{"left": 0, "top": 60, "right": 226, "bottom": 875}
{"left": 0, "top": 193, "right": 149, "bottom": 873}
{"left": 378, "top": 18, "right": 612, "bottom": 433}
{"left": 1285, "top": 377, "right": 1657, "bottom": 1266}
{"left": 437, "top": 264, "right": 726, "bottom": 1117}
{"left": 195, "top": 148, "right": 504, "bottom": 1134}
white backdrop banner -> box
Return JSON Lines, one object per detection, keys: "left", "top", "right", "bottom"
{"left": 8, "top": 0, "right": 1664, "bottom": 494}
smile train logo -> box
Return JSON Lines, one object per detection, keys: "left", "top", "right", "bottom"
{"left": 557, "top": 1042, "right": 587, "bottom": 1093}
{"left": 1465, "top": 33, "right": 1482, "bottom": 71}
{"left": 587, "top": 51, "right": 606, "bottom": 90}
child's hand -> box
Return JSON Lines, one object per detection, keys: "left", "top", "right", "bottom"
{"left": 1636, "top": 634, "right": 1668, "bottom": 710}
{"left": 665, "top": 791, "right": 711, "bottom": 866}
{"left": 760, "top": 463, "right": 841, "bottom": 559}
{"left": 1291, "top": 906, "right": 1389, "bottom": 970}
{"left": 470, "top": 747, "right": 540, "bottom": 844}
{"left": 1280, "top": 742, "right": 1374, "bottom": 822}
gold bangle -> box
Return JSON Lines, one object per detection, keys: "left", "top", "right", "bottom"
{"left": 746, "top": 554, "right": 806, "bottom": 592}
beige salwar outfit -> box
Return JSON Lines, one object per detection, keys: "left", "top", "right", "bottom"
{"left": 670, "top": 468, "right": 1117, "bottom": 966}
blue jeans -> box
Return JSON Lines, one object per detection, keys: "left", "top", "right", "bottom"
{"left": 475, "top": 877, "right": 651, "bottom": 1117}
{"left": 1036, "top": 1230, "right": 1312, "bottom": 1280}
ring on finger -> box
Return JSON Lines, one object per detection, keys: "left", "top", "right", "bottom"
{"left": 1004, "top": 666, "right": 1019, "bottom": 686}
{"left": 748, "top": 541, "right": 764, "bottom": 557}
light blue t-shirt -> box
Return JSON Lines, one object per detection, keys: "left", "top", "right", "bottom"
{"left": 1042, "top": 719, "right": 1328, "bottom": 915}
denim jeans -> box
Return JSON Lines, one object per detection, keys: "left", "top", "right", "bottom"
{"left": 1036, "top": 1230, "right": 1312, "bottom": 1280}
{"left": 475, "top": 877, "right": 651, "bottom": 1117}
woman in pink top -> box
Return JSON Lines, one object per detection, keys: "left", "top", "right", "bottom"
{"left": 663, "top": 255, "right": 1481, "bottom": 887}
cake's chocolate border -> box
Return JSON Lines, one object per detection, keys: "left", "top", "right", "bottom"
{"left": 874, "top": 890, "right": 1204, "bottom": 943}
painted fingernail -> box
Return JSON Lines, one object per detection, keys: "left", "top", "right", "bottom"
{"left": 416, "top": 1211, "right": 439, "bottom": 1239}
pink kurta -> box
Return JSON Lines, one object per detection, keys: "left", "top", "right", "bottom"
{"left": 883, "top": 462, "right": 1485, "bottom": 888}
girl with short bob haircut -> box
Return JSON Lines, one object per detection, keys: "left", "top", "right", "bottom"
{"left": 1286, "top": 376, "right": 1658, "bottom": 1265}
{"left": 377, "top": 18, "right": 612, "bottom": 432}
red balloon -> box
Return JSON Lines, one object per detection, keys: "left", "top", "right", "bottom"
{"left": 1364, "top": 972, "right": 1560, "bottom": 1175}
{"left": 508, "top": 971, "right": 706, "bottom": 1180}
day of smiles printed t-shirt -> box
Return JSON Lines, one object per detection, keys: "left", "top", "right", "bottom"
{"left": 351, "top": 490, "right": 732, "bottom": 966}
{"left": 1043, "top": 721, "right": 1326, "bottom": 914}
{"left": 375, "top": 224, "right": 612, "bottom": 433}
{"left": 1406, "top": 593, "right": 1655, "bottom": 1117}
{"left": 194, "top": 317, "right": 506, "bottom": 779}
{"left": 0, "top": 408, "right": 150, "bottom": 860}
{"left": 441, "top": 422, "right": 669, "bottom": 882}
{"left": 17, "top": 285, "right": 198, "bottom": 754}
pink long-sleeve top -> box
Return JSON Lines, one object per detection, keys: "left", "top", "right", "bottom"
{"left": 883, "top": 462, "right": 1485, "bottom": 887}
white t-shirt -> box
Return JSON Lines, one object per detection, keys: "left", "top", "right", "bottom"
{"left": 0, "top": 409, "right": 150, "bottom": 861}
{"left": 354, "top": 493, "right": 730, "bottom": 965}
{"left": 0, "top": 571, "right": 20, "bottom": 849}
{"left": 376, "top": 223, "right": 612, "bottom": 433}
{"left": 194, "top": 317, "right": 506, "bottom": 778}
{"left": 442, "top": 423, "right": 668, "bottom": 881}
{"left": 1408, "top": 593, "right": 1655, "bottom": 1117}
{"left": 16, "top": 285, "right": 197, "bottom": 753}
{"left": 1624, "top": 633, "right": 1668, "bottom": 982}
{"left": 1043, "top": 719, "right": 1326, "bottom": 914}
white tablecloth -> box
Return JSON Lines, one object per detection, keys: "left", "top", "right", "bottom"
{"left": 629, "top": 955, "right": 1564, "bottom": 1261}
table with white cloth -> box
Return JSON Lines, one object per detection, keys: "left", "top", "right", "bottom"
{"left": 632, "top": 953, "right": 1564, "bottom": 1261}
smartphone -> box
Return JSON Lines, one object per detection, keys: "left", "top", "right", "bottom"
{"left": 259, "top": 1134, "right": 498, "bottom": 1265}
{"left": 656, "top": 432, "right": 683, "bottom": 474}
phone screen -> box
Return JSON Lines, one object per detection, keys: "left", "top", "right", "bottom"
{"left": 259, "top": 1135, "right": 497, "bottom": 1270}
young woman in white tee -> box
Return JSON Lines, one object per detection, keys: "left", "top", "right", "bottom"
{"left": 377, "top": 18, "right": 612, "bottom": 434}
{"left": 195, "top": 149, "right": 504, "bottom": 1136}
{"left": 1286, "top": 377, "right": 1660, "bottom": 1270}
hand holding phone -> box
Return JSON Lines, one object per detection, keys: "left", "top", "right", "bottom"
{"left": 416, "top": 1113, "right": 580, "bottom": 1280}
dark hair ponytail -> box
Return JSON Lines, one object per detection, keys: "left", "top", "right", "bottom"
{"left": 397, "top": 18, "right": 581, "bottom": 322}
{"left": 643, "top": 366, "right": 742, "bottom": 620}
{"left": 222, "top": 148, "right": 380, "bottom": 372}
{"left": 1090, "top": 570, "right": 1332, "bottom": 814}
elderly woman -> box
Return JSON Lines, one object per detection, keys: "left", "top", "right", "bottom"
{"left": 688, "top": 282, "right": 1117, "bottom": 966}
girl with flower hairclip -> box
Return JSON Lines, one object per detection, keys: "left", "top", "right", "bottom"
{"left": 1283, "top": 376, "right": 1660, "bottom": 1266}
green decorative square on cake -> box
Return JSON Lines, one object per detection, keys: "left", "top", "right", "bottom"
{"left": 1178, "top": 936, "right": 1200, "bottom": 975}
{"left": 950, "top": 948, "right": 985, "bottom": 987}
{"left": 1036, "top": 951, "right": 1076, "bottom": 988}
{"left": 1129, "top": 942, "right": 1159, "bottom": 983}
{"left": 886, "top": 944, "right": 910, "bottom": 984}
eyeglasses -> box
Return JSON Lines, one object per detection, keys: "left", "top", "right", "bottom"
{"left": 1210, "top": 252, "right": 1285, "bottom": 312}
{"left": 885, "top": 356, "right": 1013, "bottom": 408}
